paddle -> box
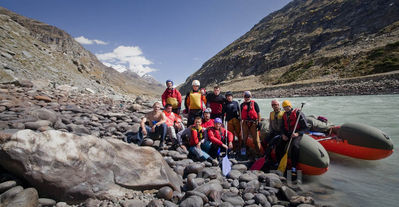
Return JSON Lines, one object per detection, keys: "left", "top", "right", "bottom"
{"left": 222, "top": 120, "right": 231, "bottom": 176}
{"left": 277, "top": 102, "right": 305, "bottom": 174}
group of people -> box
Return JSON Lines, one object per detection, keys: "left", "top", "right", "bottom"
{"left": 136, "top": 79, "right": 310, "bottom": 173}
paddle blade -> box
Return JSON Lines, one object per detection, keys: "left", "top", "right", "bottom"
{"left": 222, "top": 155, "right": 231, "bottom": 176}
{"left": 250, "top": 157, "right": 266, "bottom": 171}
{"left": 277, "top": 153, "right": 288, "bottom": 173}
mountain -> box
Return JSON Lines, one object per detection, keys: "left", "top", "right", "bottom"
{"left": 179, "top": 0, "right": 399, "bottom": 94}
{"left": 0, "top": 7, "right": 163, "bottom": 97}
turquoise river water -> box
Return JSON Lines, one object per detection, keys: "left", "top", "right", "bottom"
{"left": 254, "top": 95, "right": 399, "bottom": 207}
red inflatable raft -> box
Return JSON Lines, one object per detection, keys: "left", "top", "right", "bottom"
{"left": 309, "top": 123, "right": 394, "bottom": 160}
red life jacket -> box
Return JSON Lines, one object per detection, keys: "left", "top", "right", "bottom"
{"left": 241, "top": 100, "right": 258, "bottom": 120}
{"left": 164, "top": 111, "right": 176, "bottom": 127}
{"left": 283, "top": 108, "right": 300, "bottom": 133}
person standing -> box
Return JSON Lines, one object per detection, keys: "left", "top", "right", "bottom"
{"left": 206, "top": 86, "right": 226, "bottom": 121}
{"left": 184, "top": 80, "right": 207, "bottom": 127}
{"left": 138, "top": 102, "right": 167, "bottom": 149}
{"left": 240, "top": 91, "right": 261, "bottom": 156}
{"left": 276, "top": 100, "right": 309, "bottom": 173}
{"left": 224, "top": 91, "right": 241, "bottom": 153}
{"left": 162, "top": 80, "right": 182, "bottom": 114}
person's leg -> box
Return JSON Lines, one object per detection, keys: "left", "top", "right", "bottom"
{"left": 250, "top": 122, "right": 261, "bottom": 155}
{"left": 168, "top": 126, "right": 177, "bottom": 145}
{"left": 290, "top": 136, "right": 302, "bottom": 168}
{"left": 241, "top": 121, "right": 250, "bottom": 155}
{"left": 159, "top": 123, "right": 167, "bottom": 147}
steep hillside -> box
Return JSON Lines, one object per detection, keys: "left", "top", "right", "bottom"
{"left": 180, "top": 0, "right": 399, "bottom": 94}
{"left": 0, "top": 7, "right": 163, "bottom": 97}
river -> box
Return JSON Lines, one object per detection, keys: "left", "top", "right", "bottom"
{"left": 254, "top": 95, "right": 399, "bottom": 207}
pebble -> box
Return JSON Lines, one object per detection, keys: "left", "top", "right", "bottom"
{"left": 0, "top": 181, "right": 17, "bottom": 194}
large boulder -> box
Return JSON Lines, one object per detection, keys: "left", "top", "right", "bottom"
{"left": 0, "top": 130, "right": 183, "bottom": 203}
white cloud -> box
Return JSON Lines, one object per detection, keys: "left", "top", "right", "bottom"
{"left": 96, "top": 45, "right": 156, "bottom": 76}
{"left": 75, "top": 36, "right": 108, "bottom": 45}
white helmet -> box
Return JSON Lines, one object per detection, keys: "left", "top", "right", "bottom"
{"left": 192, "top": 80, "right": 200, "bottom": 86}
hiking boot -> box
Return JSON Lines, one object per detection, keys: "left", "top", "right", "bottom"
{"left": 211, "top": 159, "right": 219, "bottom": 166}
{"left": 240, "top": 147, "right": 246, "bottom": 156}
{"left": 290, "top": 167, "right": 297, "bottom": 181}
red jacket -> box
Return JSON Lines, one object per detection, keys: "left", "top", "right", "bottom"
{"left": 190, "top": 126, "right": 204, "bottom": 146}
{"left": 201, "top": 119, "right": 214, "bottom": 129}
{"left": 207, "top": 127, "right": 233, "bottom": 147}
{"left": 162, "top": 88, "right": 182, "bottom": 109}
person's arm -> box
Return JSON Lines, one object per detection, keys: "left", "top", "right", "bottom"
{"left": 202, "top": 94, "right": 207, "bottom": 107}
{"left": 161, "top": 90, "right": 167, "bottom": 107}
{"left": 177, "top": 90, "right": 182, "bottom": 108}
{"left": 254, "top": 102, "right": 261, "bottom": 123}
{"left": 156, "top": 112, "right": 167, "bottom": 125}
{"left": 206, "top": 94, "right": 210, "bottom": 108}
{"left": 140, "top": 116, "right": 147, "bottom": 135}
{"left": 207, "top": 129, "right": 224, "bottom": 146}
{"left": 190, "top": 129, "right": 199, "bottom": 147}
{"left": 296, "top": 111, "right": 309, "bottom": 136}
{"left": 184, "top": 92, "right": 190, "bottom": 111}
{"left": 227, "top": 129, "right": 234, "bottom": 149}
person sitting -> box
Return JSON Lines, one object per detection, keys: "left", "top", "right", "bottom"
{"left": 188, "top": 117, "right": 218, "bottom": 165}
{"left": 202, "top": 108, "right": 214, "bottom": 129}
{"left": 207, "top": 118, "right": 234, "bottom": 159}
{"left": 163, "top": 104, "right": 186, "bottom": 150}
{"left": 276, "top": 100, "right": 309, "bottom": 174}
{"left": 263, "top": 99, "right": 284, "bottom": 158}
{"left": 138, "top": 102, "right": 167, "bottom": 149}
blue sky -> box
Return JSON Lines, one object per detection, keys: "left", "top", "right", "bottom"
{"left": 2, "top": 0, "right": 291, "bottom": 85}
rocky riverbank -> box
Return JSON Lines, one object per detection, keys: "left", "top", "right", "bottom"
{"left": 0, "top": 81, "right": 324, "bottom": 207}
{"left": 250, "top": 72, "right": 399, "bottom": 98}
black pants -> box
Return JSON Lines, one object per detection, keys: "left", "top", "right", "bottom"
{"left": 262, "top": 131, "right": 281, "bottom": 157}
{"left": 275, "top": 135, "right": 302, "bottom": 168}
{"left": 187, "top": 109, "right": 203, "bottom": 127}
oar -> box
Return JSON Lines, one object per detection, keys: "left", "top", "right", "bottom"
{"left": 277, "top": 102, "right": 305, "bottom": 174}
{"left": 317, "top": 137, "right": 338, "bottom": 142}
{"left": 222, "top": 120, "right": 231, "bottom": 176}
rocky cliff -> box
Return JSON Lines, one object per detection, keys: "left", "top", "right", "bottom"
{"left": 0, "top": 7, "right": 163, "bottom": 98}
{"left": 180, "top": 0, "right": 399, "bottom": 94}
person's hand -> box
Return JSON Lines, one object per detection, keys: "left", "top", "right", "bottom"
{"left": 282, "top": 134, "right": 289, "bottom": 141}
{"left": 142, "top": 129, "right": 147, "bottom": 136}
{"left": 222, "top": 144, "right": 228, "bottom": 149}
{"left": 228, "top": 142, "right": 233, "bottom": 149}
{"left": 196, "top": 143, "right": 201, "bottom": 149}
{"left": 291, "top": 132, "right": 299, "bottom": 138}
{"left": 151, "top": 125, "right": 156, "bottom": 133}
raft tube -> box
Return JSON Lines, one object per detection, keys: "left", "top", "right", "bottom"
{"left": 297, "top": 134, "right": 329, "bottom": 175}
{"left": 310, "top": 123, "right": 394, "bottom": 160}
{"left": 249, "top": 133, "right": 329, "bottom": 175}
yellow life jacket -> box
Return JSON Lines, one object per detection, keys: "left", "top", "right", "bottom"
{"left": 189, "top": 91, "right": 203, "bottom": 110}
{"left": 167, "top": 97, "right": 179, "bottom": 108}
{"left": 270, "top": 110, "right": 284, "bottom": 132}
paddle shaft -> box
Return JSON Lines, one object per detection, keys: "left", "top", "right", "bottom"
{"left": 278, "top": 103, "right": 304, "bottom": 172}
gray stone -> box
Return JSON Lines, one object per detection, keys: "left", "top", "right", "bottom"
{"left": 208, "top": 190, "right": 222, "bottom": 203}
{"left": 163, "top": 200, "right": 178, "bottom": 207}
{"left": 281, "top": 186, "right": 298, "bottom": 200}
{"left": 199, "top": 168, "right": 218, "bottom": 179}
{"left": 157, "top": 186, "right": 174, "bottom": 200}
{"left": 0, "top": 186, "right": 24, "bottom": 203}
{"left": 259, "top": 173, "right": 282, "bottom": 188}
{"left": 231, "top": 179, "right": 239, "bottom": 188}
{"left": 0, "top": 181, "right": 17, "bottom": 194}
{"left": 174, "top": 165, "right": 185, "bottom": 176}
{"left": 227, "top": 170, "right": 242, "bottom": 180}
{"left": 245, "top": 199, "right": 256, "bottom": 205}
{"left": 30, "top": 108, "right": 58, "bottom": 123}
{"left": 38, "top": 198, "right": 57, "bottom": 206}
{"left": 221, "top": 191, "right": 244, "bottom": 207}
{"left": 239, "top": 182, "right": 247, "bottom": 189}
{"left": 179, "top": 195, "right": 203, "bottom": 207}
{"left": 254, "top": 193, "right": 270, "bottom": 207}
{"left": 244, "top": 193, "right": 254, "bottom": 201}
{"left": 24, "top": 120, "right": 52, "bottom": 130}
{"left": 184, "top": 163, "right": 205, "bottom": 175}
{"left": 147, "top": 199, "right": 163, "bottom": 207}
{"left": 297, "top": 204, "right": 315, "bottom": 207}
{"left": 231, "top": 164, "right": 247, "bottom": 172}
{"left": 239, "top": 172, "right": 258, "bottom": 182}
{"left": 221, "top": 181, "right": 231, "bottom": 189}
{"left": 186, "top": 191, "right": 208, "bottom": 203}
{"left": 0, "top": 130, "right": 183, "bottom": 203}
{"left": 244, "top": 180, "right": 260, "bottom": 194}
{"left": 194, "top": 180, "right": 223, "bottom": 195}
{"left": 3, "top": 188, "right": 39, "bottom": 207}
{"left": 219, "top": 202, "right": 234, "bottom": 207}
{"left": 55, "top": 202, "right": 69, "bottom": 207}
